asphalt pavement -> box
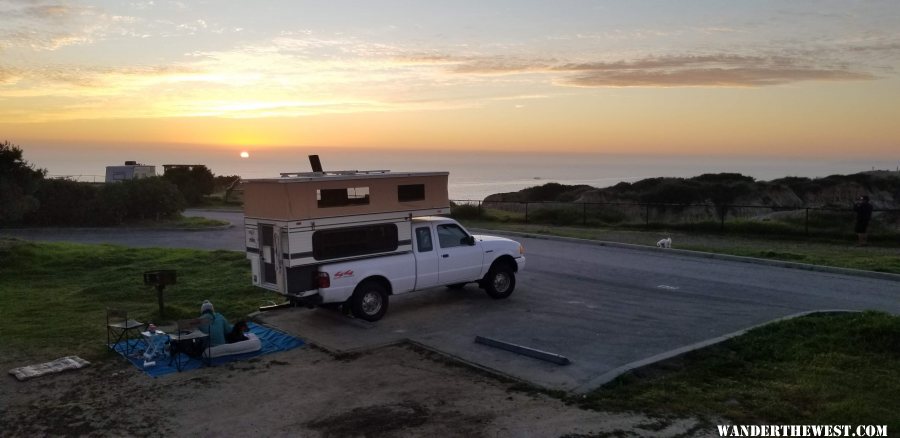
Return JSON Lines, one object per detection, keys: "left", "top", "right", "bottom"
{"left": 4, "top": 209, "right": 899, "bottom": 392}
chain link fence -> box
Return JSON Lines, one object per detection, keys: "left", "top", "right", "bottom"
{"left": 450, "top": 200, "right": 900, "bottom": 239}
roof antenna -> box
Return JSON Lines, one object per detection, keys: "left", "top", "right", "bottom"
{"left": 308, "top": 155, "right": 324, "bottom": 173}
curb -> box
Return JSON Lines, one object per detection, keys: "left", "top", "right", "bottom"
{"left": 0, "top": 224, "right": 234, "bottom": 233}
{"left": 470, "top": 228, "right": 900, "bottom": 283}
{"left": 571, "top": 309, "right": 861, "bottom": 394}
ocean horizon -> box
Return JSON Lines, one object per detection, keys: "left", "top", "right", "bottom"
{"left": 26, "top": 147, "right": 900, "bottom": 202}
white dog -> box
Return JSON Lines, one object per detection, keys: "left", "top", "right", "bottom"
{"left": 656, "top": 237, "right": 672, "bottom": 248}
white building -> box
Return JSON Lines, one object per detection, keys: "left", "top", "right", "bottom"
{"left": 105, "top": 161, "right": 156, "bottom": 182}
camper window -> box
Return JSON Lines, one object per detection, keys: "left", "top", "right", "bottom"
{"left": 398, "top": 184, "right": 426, "bottom": 202}
{"left": 317, "top": 187, "right": 370, "bottom": 208}
{"left": 312, "top": 223, "right": 398, "bottom": 260}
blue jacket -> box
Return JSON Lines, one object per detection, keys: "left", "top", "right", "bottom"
{"left": 200, "top": 311, "right": 232, "bottom": 346}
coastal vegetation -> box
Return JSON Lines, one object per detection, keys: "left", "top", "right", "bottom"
{"left": 483, "top": 172, "right": 900, "bottom": 209}
{"left": 457, "top": 172, "right": 900, "bottom": 246}
{"left": 0, "top": 140, "right": 237, "bottom": 227}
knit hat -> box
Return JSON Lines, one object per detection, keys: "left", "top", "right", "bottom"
{"left": 200, "top": 300, "right": 214, "bottom": 314}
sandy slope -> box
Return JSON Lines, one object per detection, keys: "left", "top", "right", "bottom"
{"left": 1, "top": 344, "right": 714, "bottom": 437}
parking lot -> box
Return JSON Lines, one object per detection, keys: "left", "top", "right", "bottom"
{"left": 5, "top": 210, "right": 899, "bottom": 392}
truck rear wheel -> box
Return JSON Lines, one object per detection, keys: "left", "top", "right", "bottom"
{"left": 483, "top": 264, "right": 515, "bottom": 299}
{"left": 350, "top": 281, "right": 389, "bottom": 321}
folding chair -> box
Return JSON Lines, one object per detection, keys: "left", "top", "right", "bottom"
{"left": 168, "top": 317, "right": 212, "bottom": 371}
{"left": 106, "top": 308, "right": 145, "bottom": 355}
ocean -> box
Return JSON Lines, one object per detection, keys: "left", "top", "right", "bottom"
{"left": 27, "top": 146, "right": 899, "bottom": 202}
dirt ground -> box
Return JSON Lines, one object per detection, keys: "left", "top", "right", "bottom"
{"left": 1, "top": 344, "right": 715, "bottom": 437}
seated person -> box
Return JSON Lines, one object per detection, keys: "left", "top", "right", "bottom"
{"left": 199, "top": 300, "right": 233, "bottom": 347}
{"left": 199, "top": 300, "right": 251, "bottom": 347}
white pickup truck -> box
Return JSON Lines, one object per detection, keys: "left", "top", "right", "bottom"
{"left": 299, "top": 216, "right": 525, "bottom": 321}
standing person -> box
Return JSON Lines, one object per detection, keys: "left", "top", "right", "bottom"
{"left": 199, "top": 300, "right": 233, "bottom": 347}
{"left": 853, "top": 195, "right": 874, "bottom": 246}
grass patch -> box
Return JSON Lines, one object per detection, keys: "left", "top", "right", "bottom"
{"left": 580, "top": 312, "right": 900, "bottom": 429}
{"left": 0, "top": 238, "right": 274, "bottom": 360}
{"left": 460, "top": 220, "right": 900, "bottom": 274}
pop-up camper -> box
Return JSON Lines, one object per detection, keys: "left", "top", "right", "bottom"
{"left": 243, "top": 169, "right": 450, "bottom": 295}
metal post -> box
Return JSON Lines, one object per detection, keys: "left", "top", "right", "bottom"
{"left": 720, "top": 205, "right": 726, "bottom": 231}
{"left": 524, "top": 202, "right": 529, "bottom": 224}
{"left": 805, "top": 208, "right": 809, "bottom": 236}
{"left": 156, "top": 284, "right": 165, "bottom": 319}
{"left": 645, "top": 204, "right": 650, "bottom": 228}
{"left": 478, "top": 201, "right": 483, "bottom": 219}
{"left": 583, "top": 203, "right": 587, "bottom": 226}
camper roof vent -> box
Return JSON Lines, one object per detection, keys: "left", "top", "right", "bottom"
{"left": 125, "top": 160, "right": 137, "bottom": 165}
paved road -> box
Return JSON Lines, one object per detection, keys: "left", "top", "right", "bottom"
{"left": 4, "top": 210, "right": 899, "bottom": 392}
{"left": 0, "top": 210, "right": 245, "bottom": 251}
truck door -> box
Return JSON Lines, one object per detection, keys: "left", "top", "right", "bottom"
{"left": 413, "top": 226, "right": 440, "bottom": 289}
{"left": 436, "top": 223, "right": 483, "bottom": 285}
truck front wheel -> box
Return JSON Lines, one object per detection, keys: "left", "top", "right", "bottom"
{"left": 483, "top": 265, "right": 516, "bottom": 299}
{"left": 350, "top": 281, "right": 389, "bottom": 321}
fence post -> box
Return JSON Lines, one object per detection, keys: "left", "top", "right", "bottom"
{"left": 645, "top": 204, "right": 650, "bottom": 228}
{"left": 805, "top": 208, "right": 809, "bottom": 236}
{"left": 720, "top": 205, "right": 726, "bottom": 232}
{"left": 583, "top": 203, "right": 587, "bottom": 226}
{"left": 478, "top": 201, "right": 483, "bottom": 219}
{"left": 524, "top": 202, "right": 529, "bottom": 224}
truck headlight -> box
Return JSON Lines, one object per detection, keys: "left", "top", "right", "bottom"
{"left": 519, "top": 244, "right": 525, "bottom": 255}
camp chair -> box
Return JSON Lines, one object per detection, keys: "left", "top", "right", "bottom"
{"left": 106, "top": 308, "right": 145, "bottom": 355}
{"left": 168, "top": 317, "right": 212, "bottom": 371}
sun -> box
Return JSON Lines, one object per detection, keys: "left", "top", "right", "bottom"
{"left": 240, "top": 151, "right": 250, "bottom": 158}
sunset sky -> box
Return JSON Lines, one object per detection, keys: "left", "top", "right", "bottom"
{"left": 2, "top": 0, "right": 899, "bottom": 160}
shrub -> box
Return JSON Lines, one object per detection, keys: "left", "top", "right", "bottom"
{"left": 163, "top": 165, "right": 215, "bottom": 205}
{"left": 450, "top": 204, "right": 482, "bottom": 220}
{"left": 124, "top": 177, "right": 186, "bottom": 221}
{"left": 0, "top": 140, "right": 46, "bottom": 224}
{"left": 27, "top": 179, "right": 98, "bottom": 226}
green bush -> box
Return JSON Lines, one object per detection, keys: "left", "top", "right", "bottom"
{"left": 163, "top": 165, "right": 215, "bottom": 205}
{"left": 20, "top": 177, "right": 184, "bottom": 226}
{"left": 450, "top": 204, "right": 482, "bottom": 220}
{"left": 125, "top": 177, "right": 185, "bottom": 220}
{"left": 27, "top": 179, "right": 98, "bottom": 226}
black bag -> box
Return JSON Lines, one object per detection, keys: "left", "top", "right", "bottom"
{"left": 170, "top": 334, "right": 207, "bottom": 358}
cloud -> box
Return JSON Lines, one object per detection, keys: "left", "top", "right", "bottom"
{"left": 447, "top": 54, "right": 877, "bottom": 87}
{"left": 0, "top": 1, "right": 140, "bottom": 50}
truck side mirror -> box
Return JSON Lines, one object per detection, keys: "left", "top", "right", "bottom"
{"left": 464, "top": 236, "right": 476, "bottom": 246}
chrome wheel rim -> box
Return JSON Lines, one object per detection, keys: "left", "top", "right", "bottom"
{"left": 492, "top": 272, "right": 510, "bottom": 293}
{"left": 361, "top": 291, "right": 383, "bottom": 315}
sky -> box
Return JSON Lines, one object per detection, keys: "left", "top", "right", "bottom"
{"left": 2, "top": 0, "right": 900, "bottom": 161}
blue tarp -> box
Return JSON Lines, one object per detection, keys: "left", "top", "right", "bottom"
{"left": 111, "top": 322, "right": 304, "bottom": 377}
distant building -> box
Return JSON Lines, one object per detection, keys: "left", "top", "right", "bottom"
{"left": 105, "top": 161, "right": 156, "bottom": 182}
{"left": 162, "top": 164, "right": 205, "bottom": 173}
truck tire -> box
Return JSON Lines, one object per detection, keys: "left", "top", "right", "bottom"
{"left": 483, "top": 264, "right": 515, "bottom": 299}
{"left": 350, "top": 281, "right": 389, "bottom": 321}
